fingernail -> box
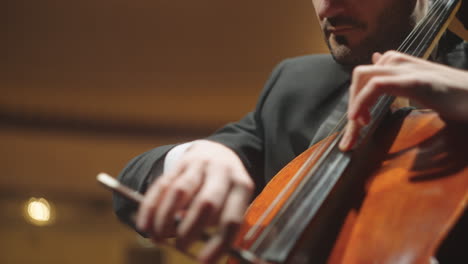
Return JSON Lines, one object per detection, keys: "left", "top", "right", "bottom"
{"left": 340, "top": 132, "right": 350, "bottom": 151}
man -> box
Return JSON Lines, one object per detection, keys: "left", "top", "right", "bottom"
{"left": 114, "top": 0, "right": 468, "bottom": 263}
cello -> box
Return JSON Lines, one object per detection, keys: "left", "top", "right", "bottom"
{"left": 228, "top": 0, "right": 468, "bottom": 263}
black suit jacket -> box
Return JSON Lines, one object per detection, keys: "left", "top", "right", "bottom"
{"left": 113, "top": 33, "right": 468, "bottom": 229}
{"left": 113, "top": 54, "right": 351, "bottom": 226}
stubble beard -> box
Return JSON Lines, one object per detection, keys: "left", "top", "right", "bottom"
{"left": 326, "top": 8, "right": 417, "bottom": 66}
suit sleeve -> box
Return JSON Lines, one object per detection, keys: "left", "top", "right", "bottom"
{"left": 112, "top": 59, "right": 287, "bottom": 229}
{"left": 205, "top": 60, "right": 287, "bottom": 194}
{"left": 112, "top": 144, "right": 176, "bottom": 230}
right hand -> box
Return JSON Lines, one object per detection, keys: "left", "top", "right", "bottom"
{"left": 340, "top": 51, "right": 468, "bottom": 151}
{"left": 136, "top": 140, "right": 255, "bottom": 264}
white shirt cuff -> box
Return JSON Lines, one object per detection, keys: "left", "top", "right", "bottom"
{"left": 163, "top": 142, "right": 194, "bottom": 173}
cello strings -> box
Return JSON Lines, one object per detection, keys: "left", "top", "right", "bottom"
{"left": 244, "top": 0, "right": 454, "bottom": 255}
{"left": 407, "top": 0, "right": 458, "bottom": 57}
{"left": 245, "top": 1, "right": 439, "bottom": 249}
{"left": 410, "top": 0, "right": 450, "bottom": 57}
{"left": 367, "top": 0, "right": 450, "bottom": 122}
{"left": 398, "top": 0, "right": 445, "bottom": 55}
{"left": 243, "top": 108, "right": 349, "bottom": 241}
{"left": 416, "top": 0, "right": 456, "bottom": 55}
{"left": 416, "top": 0, "right": 458, "bottom": 56}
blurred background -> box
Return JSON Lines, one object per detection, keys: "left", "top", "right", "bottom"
{"left": 3, "top": 1, "right": 467, "bottom": 264}
{"left": 2, "top": 0, "right": 326, "bottom": 263}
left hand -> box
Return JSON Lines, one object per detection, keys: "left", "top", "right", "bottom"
{"left": 339, "top": 51, "right": 468, "bottom": 151}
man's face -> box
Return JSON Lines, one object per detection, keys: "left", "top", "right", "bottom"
{"left": 312, "top": 0, "right": 424, "bottom": 65}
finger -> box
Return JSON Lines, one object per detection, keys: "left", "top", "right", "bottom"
{"left": 376, "top": 51, "right": 403, "bottom": 66}
{"left": 198, "top": 225, "right": 237, "bottom": 264}
{"left": 350, "top": 75, "right": 415, "bottom": 121}
{"left": 339, "top": 120, "right": 362, "bottom": 151}
{"left": 198, "top": 184, "right": 252, "bottom": 263}
{"left": 372, "top": 52, "right": 382, "bottom": 64}
{"left": 348, "top": 66, "right": 411, "bottom": 121}
{"left": 376, "top": 51, "right": 425, "bottom": 67}
{"left": 176, "top": 165, "right": 231, "bottom": 251}
{"left": 349, "top": 65, "right": 395, "bottom": 117}
{"left": 136, "top": 163, "right": 187, "bottom": 232}
{"left": 154, "top": 162, "right": 205, "bottom": 237}
{"left": 136, "top": 178, "right": 170, "bottom": 233}
{"left": 220, "top": 180, "right": 252, "bottom": 225}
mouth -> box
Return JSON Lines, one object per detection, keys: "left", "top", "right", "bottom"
{"left": 323, "top": 16, "right": 365, "bottom": 36}
{"left": 327, "top": 25, "right": 359, "bottom": 35}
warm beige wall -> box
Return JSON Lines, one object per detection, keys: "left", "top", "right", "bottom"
{"left": 3, "top": 0, "right": 327, "bottom": 196}
{"left": 4, "top": 1, "right": 464, "bottom": 263}
{"left": 4, "top": 0, "right": 327, "bottom": 128}
{"left": 3, "top": 1, "right": 326, "bottom": 263}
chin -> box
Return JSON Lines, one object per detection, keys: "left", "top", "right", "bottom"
{"left": 327, "top": 36, "right": 372, "bottom": 66}
{"left": 331, "top": 49, "right": 372, "bottom": 66}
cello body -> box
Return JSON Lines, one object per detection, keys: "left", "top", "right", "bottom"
{"left": 229, "top": 109, "right": 468, "bottom": 263}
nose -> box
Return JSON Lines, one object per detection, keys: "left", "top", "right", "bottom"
{"left": 315, "top": 0, "right": 347, "bottom": 20}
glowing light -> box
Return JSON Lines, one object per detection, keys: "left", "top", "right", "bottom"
{"left": 24, "top": 197, "right": 55, "bottom": 226}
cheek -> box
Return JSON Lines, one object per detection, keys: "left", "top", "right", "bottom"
{"left": 350, "top": 1, "right": 377, "bottom": 25}
{"left": 364, "top": 0, "right": 416, "bottom": 27}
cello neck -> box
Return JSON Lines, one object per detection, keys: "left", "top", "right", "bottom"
{"left": 369, "top": 0, "right": 462, "bottom": 139}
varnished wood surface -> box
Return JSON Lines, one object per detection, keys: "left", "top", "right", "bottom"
{"left": 230, "top": 110, "right": 468, "bottom": 263}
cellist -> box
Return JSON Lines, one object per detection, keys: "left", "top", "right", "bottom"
{"left": 113, "top": 0, "right": 468, "bottom": 263}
